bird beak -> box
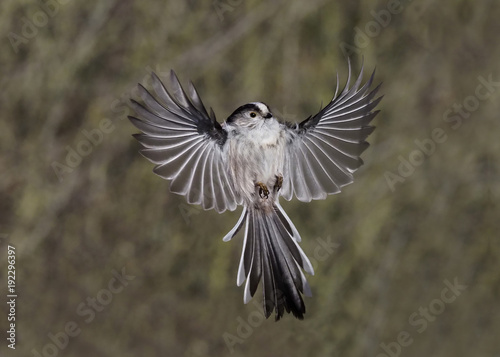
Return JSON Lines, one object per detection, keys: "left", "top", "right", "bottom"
{"left": 264, "top": 112, "right": 272, "bottom": 119}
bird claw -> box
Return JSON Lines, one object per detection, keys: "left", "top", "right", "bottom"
{"left": 274, "top": 175, "right": 283, "bottom": 192}
{"left": 256, "top": 182, "right": 269, "bottom": 199}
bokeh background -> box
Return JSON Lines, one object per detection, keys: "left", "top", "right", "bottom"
{"left": 1, "top": 0, "right": 499, "bottom": 356}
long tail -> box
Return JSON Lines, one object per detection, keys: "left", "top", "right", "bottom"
{"left": 223, "top": 202, "right": 314, "bottom": 320}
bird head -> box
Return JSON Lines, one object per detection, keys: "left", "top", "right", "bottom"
{"left": 225, "top": 102, "right": 273, "bottom": 128}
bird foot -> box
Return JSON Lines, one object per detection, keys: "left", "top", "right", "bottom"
{"left": 274, "top": 175, "right": 283, "bottom": 192}
{"left": 255, "top": 182, "right": 269, "bottom": 199}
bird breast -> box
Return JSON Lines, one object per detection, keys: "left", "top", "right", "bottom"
{"left": 227, "top": 122, "right": 286, "bottom": 203}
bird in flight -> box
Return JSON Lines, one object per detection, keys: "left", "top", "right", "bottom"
{"left": 129, "top": 61, "right": 381, "bottom": 320}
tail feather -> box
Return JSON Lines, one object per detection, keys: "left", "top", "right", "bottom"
{"left": 225, "top": 202, "right": 314, "bottom": 320}
{"left": 247, "top": 211, "right": 261, "bottom": 297}
{"left": 275, "top": 203, "right": 314, "bottom": 275}
{"left": 261, "top": 229, "right": 287, "bottom": 318}
{"left": 270, "top": 214, "right": 306, "bottom": 296}
{"left": 273, "top": 203, "right": 301, "bottom": 242}
{"left": 265, "top": 214, "right": 305, "bottom": 318}
{"left": 222, "top": 206, "right": 247, "bottom": 242}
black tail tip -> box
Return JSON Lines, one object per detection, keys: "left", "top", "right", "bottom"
{"left": 263, "top": 293, "right": 306, "bottom": 321}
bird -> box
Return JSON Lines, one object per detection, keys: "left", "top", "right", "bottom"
{"left": 128, "top": 60, "right": 382, "bottom": 321}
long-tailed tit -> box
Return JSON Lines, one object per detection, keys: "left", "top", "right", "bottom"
{"left": 129, "top": 61, "right": 382, "bottom": 320}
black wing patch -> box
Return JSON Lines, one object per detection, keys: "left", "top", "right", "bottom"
{"left": 281, "top": 61, "right": 382, "bottom": 202}
{"left": 129, "top": 71, "right": 240, "bottom": 213}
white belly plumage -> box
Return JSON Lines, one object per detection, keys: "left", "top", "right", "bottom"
{"left": 226, "top": 121, "right": 286, "bottom": 204}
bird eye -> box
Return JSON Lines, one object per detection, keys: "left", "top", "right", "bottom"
{"left": 250, "top": 112, "right": 257, "bottom": 118}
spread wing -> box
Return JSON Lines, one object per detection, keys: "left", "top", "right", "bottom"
{"left": 128, "top": 71, "right": 240, "bottom": 213}
{"left": 280, "top": 61, "right": 382, "bottom": 202}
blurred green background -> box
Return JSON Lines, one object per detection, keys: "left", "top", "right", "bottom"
{"left": 1, "top": 0, "right": 499, "bottom": 356}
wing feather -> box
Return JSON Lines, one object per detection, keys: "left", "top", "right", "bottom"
{"left": 129, "top": 71, "right": 239, "bottom": 213}
{"left": 281, "top": 63, "right": 382, "bottom": 202}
